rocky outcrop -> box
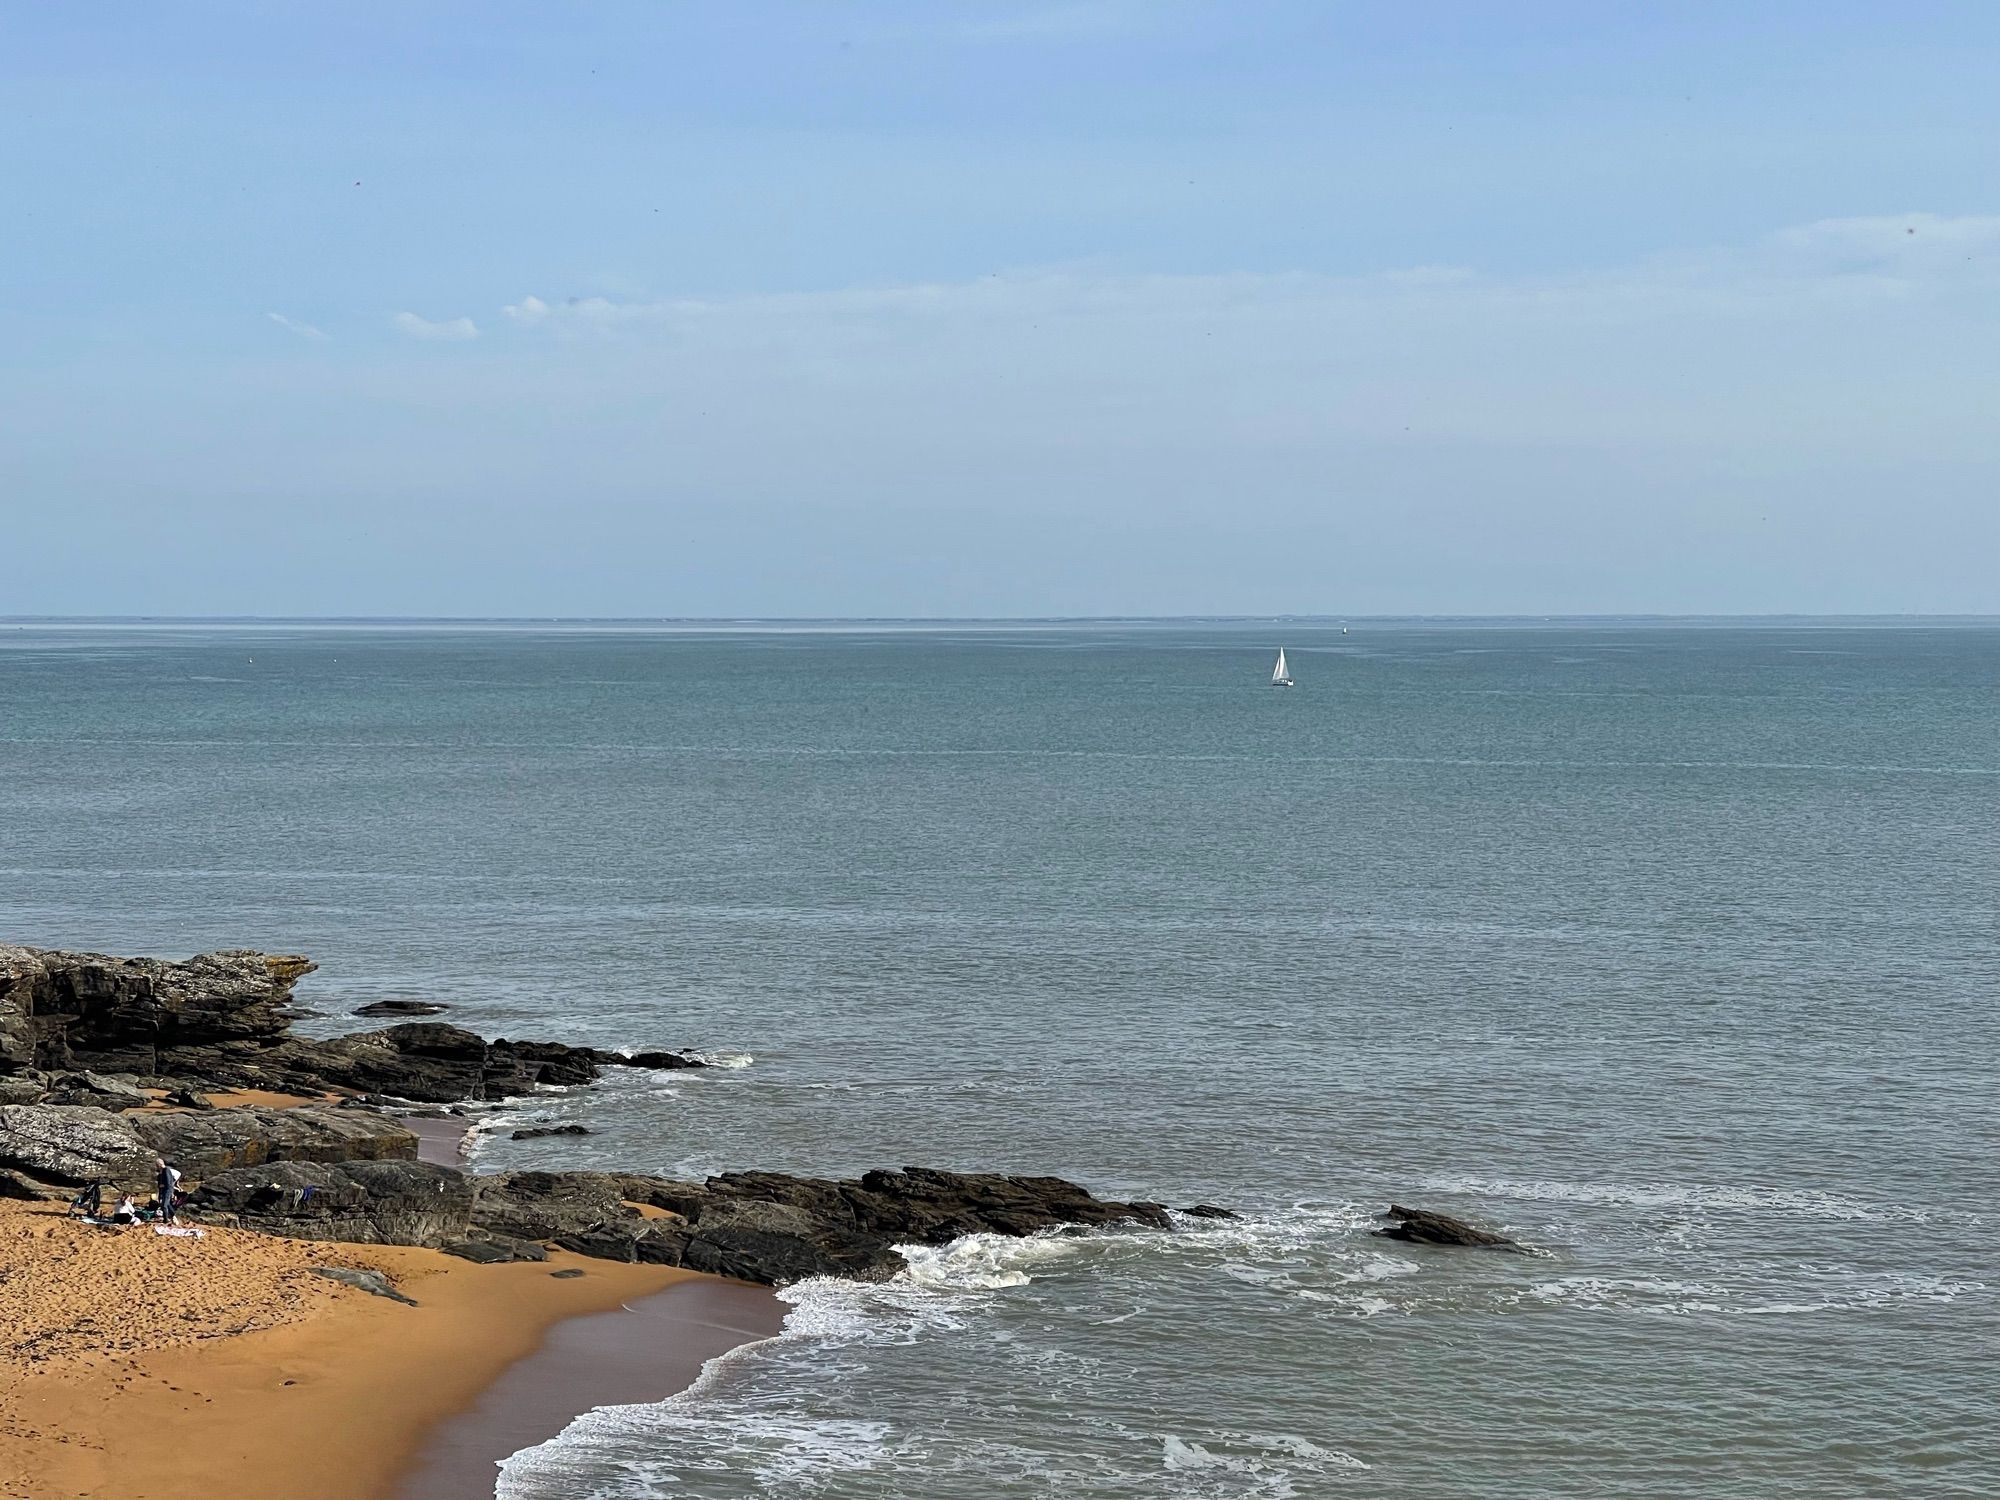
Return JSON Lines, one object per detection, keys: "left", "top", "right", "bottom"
{"left": 440, "top": 1235, "right": 547, "bottom": 1264}
{"left": 43, "top": 1071, "right": 151, "bottom": 1111}
{"left": 189, "top": 1160, "right": 475, "bottom": 1245}
{"left": 353, "top": 1000, "right": 449, "bottom": 1018}
{"left": 1374, "top": 1204, "right": 1525, "bottom": 1251}
{"left": 0, "top": 1104, "right": 155, "bottom": 1189}
{"left": 169, "top": 1024, "right": 637, "bottom": 1105}
{"left": 132, "top": 1107, "right": 417, "bottom": 1177}
{"left": 511, "top": 1124, "right": 590, "bottom": 1140}
{"left": 0, "top": 946, "right": 312, "bottom": 1075}
{"left": 7, "top": 944, "right": 1210, "bottom": 1288}
{"left": 0, "top": 1076, "right": 49, "bottom": 1106}
{"left": 465, "top": 1165, "right": 1180, "bottom": 1284}
{"left": 2, "top": 945, "right": 710, "bottom": 1105}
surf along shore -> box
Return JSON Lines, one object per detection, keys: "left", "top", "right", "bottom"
{"left": 0, "top": 1196, "right": 782, "bottom": 1500}
{"left": 1, "top": 944, "right": 1212, "bottom": 1499}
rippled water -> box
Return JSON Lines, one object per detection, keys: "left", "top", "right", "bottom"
{"left": 3, "top": 620, "right": 1995, "bottom": 1496}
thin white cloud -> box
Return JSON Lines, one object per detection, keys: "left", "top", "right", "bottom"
{"left": 392, "top": 311, "right": 479, "bottom": 342}
{"left": 496, "top": 213, "right": 2000, "bottom": 345}
{"left": 266, "top": 311, "right": 328, "bottom": 341}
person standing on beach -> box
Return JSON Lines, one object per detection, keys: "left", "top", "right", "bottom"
{"left": 156, "top": 1157, "right": 182, "bottom": 1225}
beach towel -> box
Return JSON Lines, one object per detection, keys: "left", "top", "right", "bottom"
{"left": 153, "top": 1224, "right": 205, "bottom": 1238}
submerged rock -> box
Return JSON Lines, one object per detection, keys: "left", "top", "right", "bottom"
{"left": 611, "top": 1050, "right": 706, "bottom": 1071}
{"left": 1373, "top": 1204, "right": 1525, "bottom": 1251}
{"left": 353, "top": 1000, "right": 451, "bottom": 1018}
{"left": 510, "top": 1123, "right": 591, "bottom": 1140}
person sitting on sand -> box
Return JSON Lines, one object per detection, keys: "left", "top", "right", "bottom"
{"left": 156, "top": 1157, "right": 182, "bottom": 1226}
{"left": 111, "top": 1194, "right": 138, "bottom": 1225}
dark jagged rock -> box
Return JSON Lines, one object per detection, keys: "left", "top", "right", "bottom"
{"left": 1374, "top": 1204, "right": 1525, "bottom": 1251}
{"left": 353, "top": 1000, "right": 450, "bottom": 1018}
{"left": 1181, "top": 1203, "right": 1238, "bottom": 1220}
{"left": 313, "top": 1266, "right": 419, "bottom": 1305}
{"left": 511, "top": 1124, "right": 591, "bottom": 1140}
{"left": 0, "top": 946, "right": 640, "bottom": 1105}
{"left": 190, "top": 1160, "right": 475, "bottom": 1246}
{"left": 0, "top": 1076, "right": 47, "bottom": 1106}
{"left": 44, "top": 1071, "right": 151, "bottom": 1112}
{"left": 0, "top": 1104, "right": 155, "bottom": 1189}
{"left": 468, "top": 1170, "right": 638, "bottom": 1243}
{"left": 161, "top": 1024, "right": 613, "bottom": 1105}
{"left": 0, "top": 945, "right": 313, "bottom": 1075}
{"left": 466, "top": 1165, "right": 1179, "bottom": 1285}
{"left": 0, "top": 1168, "right": 53, "bottom": 1200}
{"left": 162, "top": 1086, "right": 215, "bottom": 1110}
{"left": 132, "top": 1107, "right": 417, "bottom": 1177}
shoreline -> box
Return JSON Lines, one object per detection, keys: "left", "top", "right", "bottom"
{"left": 0, "top": 1200, "right": 784, "bottom": 1500}
{"left": 395, "top": 1276, "right": 787, "bottom": 1499}
{"left": 2, "top": 943, "right": 1195, "bottom": 1498}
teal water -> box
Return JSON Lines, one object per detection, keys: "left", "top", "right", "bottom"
{"left": 3, "top": 620, "right": 1995, "bottom": 1496}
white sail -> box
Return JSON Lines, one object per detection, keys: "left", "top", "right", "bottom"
{"left": 1272, "top": 649, "right": 1290, "bottom": 684}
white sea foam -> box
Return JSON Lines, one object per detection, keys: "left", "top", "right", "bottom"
{"left": 896, "top": 1230, "right": 1085, "bottom": 1291}
{"left": 1416, "top": 1174, "right": 1936, "bottom": 1224}
{"left": 1160, "top": 1430, "right": 1369, "bottom": 1495}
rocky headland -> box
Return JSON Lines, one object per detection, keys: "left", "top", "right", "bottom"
{"left": 0, "top": 944, "right": 1220, "bottom": 1287}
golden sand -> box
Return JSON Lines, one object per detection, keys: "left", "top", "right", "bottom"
{"left": 0, "top": 1201, "right": 694, "bottom": 1500}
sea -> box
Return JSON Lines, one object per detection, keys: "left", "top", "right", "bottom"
{"left": 3, "top": 618, "right": 1994, "bottom": 1498}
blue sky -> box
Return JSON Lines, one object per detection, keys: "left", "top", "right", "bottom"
{"left": 6, "top": 2, "right": 1999, "bottom": 615}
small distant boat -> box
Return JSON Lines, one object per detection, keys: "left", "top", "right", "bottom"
{"left": 1270, "top": 648, "right": 1294, "bottom": 688}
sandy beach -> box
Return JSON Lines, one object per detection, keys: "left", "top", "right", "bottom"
{"left": 0, "top": 1199, "right": 782, "bottom": 1500}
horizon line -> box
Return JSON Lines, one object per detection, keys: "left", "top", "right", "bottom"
{"left": 4, "top": 613, "right": 1999, "bottom": 627}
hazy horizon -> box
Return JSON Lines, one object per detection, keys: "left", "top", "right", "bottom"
{"left": 8, "top": 3, "right": 1999, "bottom": 617}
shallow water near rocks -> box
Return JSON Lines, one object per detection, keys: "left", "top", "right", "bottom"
{"left": 3, "top": 619, "right": 1995, "bottom": 1496}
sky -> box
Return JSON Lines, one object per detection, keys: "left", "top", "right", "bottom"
{"left": 5, "top": 1, "right": 1999, "bottom": 617}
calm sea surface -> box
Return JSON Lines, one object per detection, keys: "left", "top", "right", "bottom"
{"left": 3, "top": 620, "right": 1995, "bottom": 1497}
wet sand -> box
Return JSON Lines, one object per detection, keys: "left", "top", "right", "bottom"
{"left": 396, "top": 1276, "right": 787, "bottom": 1498}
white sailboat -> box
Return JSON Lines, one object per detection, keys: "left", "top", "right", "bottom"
{"left": 1270, "top": 648, "right": 1294, "bottom": 688}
